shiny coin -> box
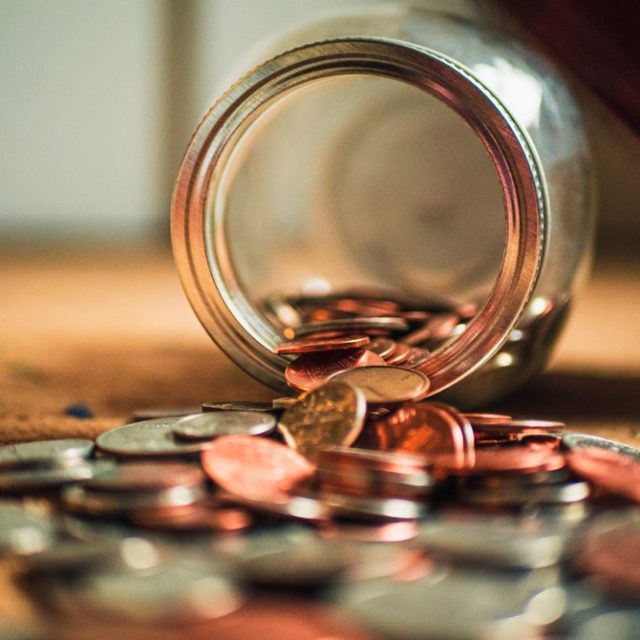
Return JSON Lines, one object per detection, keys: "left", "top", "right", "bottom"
{"left": 565, "top": 442, "right": 640, "bottom": 502}
{"left": 275, "top": 335, "right": 370, "bottom": 355}
{"left": 95, "top": 417, "right": 215, "bottom": 458}
{"left": 290, "top": 317, "right": 409, "bottom": 339}
{"left": 367, "top": 337, "right": 396, "bottom": 359}
{"left": 321, "top": 492, "right": 426, "bottom": 521}
{"left": 464, "top": 413, "right": 513, "bottom": 426}
{"left": 202, "top": 401, "right": 276, "bottom": 413}
{"left": 172, "top": 411, "right": 276, "bottom": 441}
{"left": 402, "top": 347, "right": 431, "bottom": 369}
{"left": 285, "top": 349, "right": 385, "bottom": 392}
{"left": 201, "top": 436, "right": 315, "bottom": 501}
{"left": 277, "top": 382, "right": 366, "bottom": 461}
{"left": 0, "top": 461, "right": 100, "bottom": 492}
{"left": 384, "top": 343, "right": 411, "bottom": 366}
{"left": 0, "top": 502, "right": 54, "bottom": 556}
{"left": 328, "top": 366, "right": 430, "bottom": 404}
{"left": 476, "top": 419, "right": 565, "bottom": 435}
{"left": 0, "top": 439, "right": 94, "bottom": 471}
{"left": 361, "top": 402, "right": 473, "bottom": 470}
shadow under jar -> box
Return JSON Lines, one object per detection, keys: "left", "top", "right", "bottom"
{"left": 171, "top": 6, "right": 594, "bottom": 408}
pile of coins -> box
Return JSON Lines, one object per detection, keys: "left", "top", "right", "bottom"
{"left": 2, "top": 315, "right": 640, "bottom": 638}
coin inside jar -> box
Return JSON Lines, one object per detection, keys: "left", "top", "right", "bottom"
{"left": 277, "top": 382, "right": 366, "bottom": 461}
{"left": 328, "top": 366, "right": 430, "bottom": 404}
{"left": 275, "top": 335, "right": 370, "bottom": 355}
{"left": 284, "top": 348, "right": 386, "bottom": 392}
{"left": 172, "top": 411, "right": 277, "bottom": 440}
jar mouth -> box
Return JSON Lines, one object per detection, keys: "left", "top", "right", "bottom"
{"left": 172, "top": 37, "right": 545, "bottom": 396}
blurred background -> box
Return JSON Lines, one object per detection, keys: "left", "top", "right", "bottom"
{"left": 2, "top": 0, "right": 639, "bottom": 251}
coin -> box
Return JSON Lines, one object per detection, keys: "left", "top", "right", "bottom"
{"left": 0, "top": 439, "right": 94, "bottom": 471}
{"left": 464, "top": 413, "right": 513, "bottom": 426}
{"left": 462, "top": 479, "right": 590, "bottom": 507}
{"left": 384, "top": 343, "right": 411, "bottom": 366}
{"left": 291, "top": 317, "right": 409, "bottom": 339}
{"left": 275, "top": 335, "right": 370, "bottom": 355}
{"left": 277, "top": 382, "right": 366, "bottom": 460}
{"left": 465, "top": 446, "right": 567, "bottom": 475}
{"left": 284, "top": 349, "right": 385, "bottom": 392}
{"left": 84, "top": 462, "right": 205, "bottom": 493}
{"left": 401, "top": 347, "right": 431, "bottom": 369}
{"left": 367, "top": 337, "right": 396, "bottom": 359}
{"left": 321, "top": 492, "right": 426, "bottom": 521}
{"left": 130, "top": 504, "right": 253, "bottom": 533}
{"left": 172, "top": 411, "right": 276, "bottom": 440}
{"left": 202, "top": 401, "right": 276, "bottom": 413}
{"left": 0, "top": 461, "right": 99, "bottom": 492}
{"left": 562, "top": 432, "right": 640, "bottom": 460}
{"left": 131, "top": 407, "right": 201, "bottom": 421}
{"left": 328, "top": 366, "right": 430, "bottom": 404}
{"left": 201, "top": 436, "right": 315, "bottom": 501}
{"left": 218, "top": 492, "right": 330, "bottom": 524}
{"left": 0, "top": 502, "right": 55, "bottom": 556}
{"left": 95, "top": 418, "right": 215, "bottom": 458}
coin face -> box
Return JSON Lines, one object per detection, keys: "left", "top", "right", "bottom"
{"left": 172, "top": 411, "right": 276, "bottom": 440}
{"left": 201, "top": 436, "right": 315, "bottom": 501}
{"left": 0, "top": 439, "right": 94, "bottom": 470}
{"left": 95, "top": 418, "right": 214, "bottom": 457}
{"left": 277, "top": 382, "right": 366, "bottom": 461}
{"left": 284, "top": 349, "right": 385, "bottom": 392}
{"left": 328, "top": 366, "right": 430, "bottom": 404}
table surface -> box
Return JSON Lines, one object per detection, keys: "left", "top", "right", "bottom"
{"left": 1, "top": 245, "right": 640, "bottom": 630}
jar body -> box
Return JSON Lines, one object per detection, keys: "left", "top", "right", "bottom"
{"left": 172, "top": 6, "right": 594, "bottom": 407}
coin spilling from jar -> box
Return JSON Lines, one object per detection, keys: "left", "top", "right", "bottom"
{"left": 2, "top": 306, "right": 640, "bottom": 639}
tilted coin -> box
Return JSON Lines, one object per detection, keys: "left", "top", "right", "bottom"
{"left": 401, "top": 347, "right": 431, "bottom": 369}
{"left": 285, "top": 349, "right": 386, "bottom": 392}
{"left": 290, "top": 317, "right": 409, "bottom": 339}
{"left": 277, "top": 382, "right": 366, "bottom": 461}
{"left": 0, "top": 439, "right": 94, "bottom": 471}
{"left": 275, "top": 335, "right": 371, "bottom": 355}
{"left": 201, "top": 436, "right": 315, "bottom": 502}
{"left": 384, "top": 343, "right": 411, "bottom": 366}
{"left": 95, "top": 418, "right": 215, "bottom": 458}
{"left": 367, "top": 337, "right": 396, "bottom": 359}
{"left": 328, "top": 366, "right": 430, "bottom": 404}
{"left": 202, "top": 401, "right": 278, "bottom": 413}
{"left": 172, "top": 411, "right": 276, "bottom": 440}
{"left": 0, "top": 502, "right": 55, "bottom": 556}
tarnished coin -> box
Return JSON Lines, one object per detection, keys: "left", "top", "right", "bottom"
{"left": 285, "top": 349, "right": 385, "bottom": 392}
{"left": 277, "top": 382, "right": 366, "bottom": 461}
{"left": 328, "top": 366, "right": 430, "bottom": 404}
{"left": 0, "top": 439, "right": 94, "bottom": 471}
{"left": 172, "top": 411, "right": 276, "bottom": 441}
{"left": 275, "top": 335, "right": 370, "bottom": 355}
{"left": 202, "top": 401, "right": 276, "bottom": 413}
{"left": 201, "top": 436, "right": 315, "bottom": 501}
{"left": 95, "top": 418, "right": 215, "bottom": 458}
{"left": 0, "top": 502, "right": 55, "bottom": 556}
{"left": 290, "top": 317, "right": 409, "bottom": 339}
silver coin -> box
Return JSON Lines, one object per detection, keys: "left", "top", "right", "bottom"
{"left": 562, "top": 432, "right": 640, "bottom": 460}
{"left": 0, "top": 502, "right": 54, "bottom": 556}
{"left": 414, "top": 518, "right": 569, "bottom": 569}
{"left": 202, "top": 401, "right": 277, "bottom": 413}
{"left": 321, "top": 492, "right": 426, "bottom": 521}
{"left": 334, "top": 570, "right": 536, "bottom": 640}
{"left": 328, "top": 366, "right": 431, "bottom": 404}
{"left": 0, "top": 461, "right": 101, "bottom": 492}
{"left": 61, "top": 483, "right": 206, "bottom": 516}
{"left": 53, "top": 563, "right": 242, "bottom": 623}
{"left": 95, "top": 418, "right": 214, "bottom": 457}
{"left": 172, "top": 411, "right": 276, "bottom": 440}
{"left": 0, "top": 439, "right": 94, "bottom": 471}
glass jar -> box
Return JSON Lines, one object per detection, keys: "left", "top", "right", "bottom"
{"left": 171, "top": 5, "right": 594, "bottom": 407}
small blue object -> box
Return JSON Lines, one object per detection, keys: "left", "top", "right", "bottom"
{"left": 64, "top": 404, "right": 94, "bottom": 419}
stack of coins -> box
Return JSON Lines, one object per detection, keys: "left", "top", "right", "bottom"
{"left": 2, "top": 325, "right": 640, "bottom": 638}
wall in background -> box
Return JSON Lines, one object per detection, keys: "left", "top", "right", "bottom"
{"left": 1, "top": 0, "right": 638, "bottom": 246}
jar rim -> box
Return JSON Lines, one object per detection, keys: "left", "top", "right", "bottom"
{"left": 171, "top": 37, "right": 545, "bottom": 396}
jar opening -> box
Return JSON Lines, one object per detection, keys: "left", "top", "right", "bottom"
{"left": 172, "top": 38, "right": 544, "bottom": 395}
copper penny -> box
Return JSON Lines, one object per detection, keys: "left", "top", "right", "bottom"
{"left": 277, "top": 382, "right": 366, "bottom": 460}
{"left": 201, "top": 436, "right": 314, "bottom": 501}
{"left": 85, "top": 462, "right": 205, "bottom": 492}
{"left": 360, "top": 402, "right": 473, "bottom": 470}
{"left": 402, "top": 347, "right": 431, "bottom": 369}
{"left": 275, "top": 335, "right": 370, "bottom": 355}
{"left": 384, "top": 342, "right": 411, "bottom": 366}
{"left": 566, "top": 446, "right": 640, "bottom": 502}
{"left": 130, "top": 504, "right": 252, "bottom": 533}
{"left": 368, "top": 337, "right": 396, "bottom": 359}
{"left": 328, "top": 366, "right": 430, "bottom": 404}
{"left": 464, "top": 413, "right": 513, "bottom": 427}
{"left": 292, "top": 317, "right": 409, "bottom": 339}
{"left": 465, "top": 445, "right": 566, "bottom": 475}
{"left": 284, "top": 348, "right": 385, "bottom": 392}
{"left": 470, "top": 419, "right": 565, "bottom": 436}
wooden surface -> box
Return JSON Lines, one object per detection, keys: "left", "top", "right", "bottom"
{"left": 1, "top": 246, "right": 639, "bottom": 446}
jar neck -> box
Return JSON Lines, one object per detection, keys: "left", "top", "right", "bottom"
{"left": 171, "top": 37, "right": 546, "bottom": 396}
